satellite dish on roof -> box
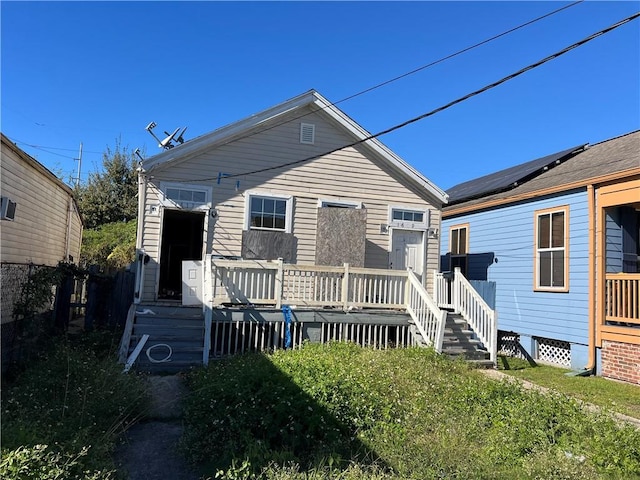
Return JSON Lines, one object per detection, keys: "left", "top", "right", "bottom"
{"left": 145, "top": 122, "right": 188, "bottom": 150}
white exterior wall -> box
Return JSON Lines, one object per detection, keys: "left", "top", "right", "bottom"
{"left": 139, "top": 107, "right": 442, "bottom": 301}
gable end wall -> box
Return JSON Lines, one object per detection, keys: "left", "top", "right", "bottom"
{"left": 139, "top": 107, "right": 442, "bottom": 300}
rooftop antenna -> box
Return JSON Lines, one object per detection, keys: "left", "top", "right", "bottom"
{"left": 134, "top": 148, "right": 144, "bottom": 162}
{"left": 145, "top": 121, "right": 188, "bottom": 150}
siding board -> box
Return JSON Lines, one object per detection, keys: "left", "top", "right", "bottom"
{"left": 140, "top": 105, "right": 442, "bottom": 298}
{"left": 442, "top": 190, "right": 590, "bottom": 345}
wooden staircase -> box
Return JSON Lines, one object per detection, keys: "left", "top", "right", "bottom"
{"left": 440, "top": 311, "right": 493, "bottom": 368}
{"left": 122, "top": 305, "right": 205, "bottom": 374}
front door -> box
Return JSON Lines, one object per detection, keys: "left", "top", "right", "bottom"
{"left": 158, "top": 209, "right": 205, "bottom": 300}
{"left": 182, "top": 260, "right": 203, "bottom": 306}
{"left": 390, "top": 229, "right": 424, "bottom": 276}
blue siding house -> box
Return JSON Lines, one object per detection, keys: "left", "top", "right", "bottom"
{"left": 440, "top": 131, "right": 639, "bottom": 383}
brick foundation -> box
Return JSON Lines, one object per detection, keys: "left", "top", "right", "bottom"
{"left": 601, "top": 340, "right": 640, "bottom": 385}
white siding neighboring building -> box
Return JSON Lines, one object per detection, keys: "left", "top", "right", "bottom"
{"left": 1, "top": 133, "right": 83, "bottom": 323}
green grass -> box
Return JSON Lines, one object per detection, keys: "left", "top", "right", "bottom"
{"left": 498, "top": 355, "right": 640, "bottom": 419}
{"left": 0, "top": 330, "right": 149, "bottom": 479}
{"left": 183, "top": 343, "right": 640, "bottom": 480}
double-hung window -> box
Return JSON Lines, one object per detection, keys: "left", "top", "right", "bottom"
{"left": 535, "top": 206, "right": 569, "bottom": 291}
{"left": 449, "top": 223, "right": 469, "bottom": 274}
{"left": 245, "top": 192, "right": 293, "bottom": 233}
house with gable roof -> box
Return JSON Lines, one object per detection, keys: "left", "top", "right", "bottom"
{"left": 135, "top": 90, "right": 448, "bottom": 304}
{"left": 121, "top": 90, "right": 468, "bottom": 371}
{"left": 439, "top": 130, "right": 640, "bottom": 384}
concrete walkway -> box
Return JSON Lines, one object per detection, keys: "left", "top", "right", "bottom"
{"left": 114, "top": 375, "right": 202, "bottom": 480}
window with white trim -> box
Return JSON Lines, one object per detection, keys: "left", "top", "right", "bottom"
{"left": 161, "top": 182, "right": 210, "bottom": 209}
{"left": 535, "top": 206, "right": 569, "bottom": 291}
{"left": 389, "top": 207, "right": 429, "bottom": 229}
{"left": 246, "top": 192, "right": 293, "bottom": 233}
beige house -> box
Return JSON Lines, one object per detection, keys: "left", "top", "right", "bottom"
{"left": 1, "top": 133, "right": 83, "bottom": 322}
{"left": 136, "top": 90, "right": 448, "bottom": 303}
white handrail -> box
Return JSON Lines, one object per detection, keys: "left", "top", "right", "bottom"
{"left": 406, "top": 270, "right": 446, "bottom": 352}
{"left": 452, "top": 268, "right": 497, "bottom": 363}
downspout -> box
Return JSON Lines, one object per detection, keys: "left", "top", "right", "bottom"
{"left": 585, "top": 184, "right": 597, "bottom": 372}
{"left": 136, "top": 166, "right": 146, "bottom": 250}
{"left": 65, "top": 197, "right": 73, "bottom": 262}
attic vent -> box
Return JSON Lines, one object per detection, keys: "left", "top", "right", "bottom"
{"left": 1, "top": 196, "right": 16, "bottom": 221}
{"left": 300, "top": 123, "right": 315, "bottom": 144}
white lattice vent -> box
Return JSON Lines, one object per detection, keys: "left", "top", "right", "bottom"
{"left": 300, "top": 123, "right": 315, "bottom": 144}
{"left": 536, "top": 337, "right": 571, "bottom": 367}
{"left": 498, "top": 332, "right": 525, "bottom": 359}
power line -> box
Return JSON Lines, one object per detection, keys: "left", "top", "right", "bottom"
{"left": 164, "top": 1, "right": 585, "bottom": 162}
{"left": 215, "top": 11, "right": 639, "bottom": 181}
{"left": 336, "top": 0, "right": 585, "bottom": 105}
{"left": 9, "top": 138, "right": 102, "bottom": 155}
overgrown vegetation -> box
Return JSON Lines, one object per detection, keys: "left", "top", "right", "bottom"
{"left": 183, "top": 343, "right": 640, "bottom": 480}
{"left": 74, "top": 142, "right": 138, "bottom": 230}
{"left": 498, "top": 355, "right": 640, "bottom": 419}
{"left": 74, "top": 141, "right": 139, "bottom": 270}
{"left": 80, "top": 219, "right": 137, "bottom": 270}
{"left": 0, "top": 331, "right": 149, "bottom": 479}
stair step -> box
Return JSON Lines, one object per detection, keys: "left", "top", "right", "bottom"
{"left": 444, "top": 350, "right": 490, "bottom": 360}
{"left": 130, "top": 335, "right": 204, "bottom": 347}
{"left": 442, "top": 339, "right": 482, "bottom": 348}
{"left": 135, "top": 305, "right": 203, "bottom": 319}
{"left": 132, "top": 325, "right": 203, "bottom": 338}
{"left": 466, "top": 359, "right": 496, "bottom": 369}
{"left": 134, "top": 317, "right": 204, "bottom": 327}
{"left": 130, "top": 350, "right": 203, "bottom": 364}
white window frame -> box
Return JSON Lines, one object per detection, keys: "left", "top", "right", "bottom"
{"left": 244, "top": 191, "right": 293, "bottom": 233}
{"left": 317, "top": 198, "right": 362, "bottom": 209}
{"left": 534, "top": 205, "right": 569, "bottom": 292}
{"left": 388, "top": 205, "right": 429, "bottom": 230}
{"left": 159, "top": 182, "right": 212, "bottom": 211}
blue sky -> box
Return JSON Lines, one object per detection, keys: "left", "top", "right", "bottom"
{"left": 2, "top": 1, "right": 639, "bottom": 191}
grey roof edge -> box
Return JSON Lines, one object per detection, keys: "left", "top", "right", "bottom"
{"left": 443, "top": 129, "right": 640, "bottom": 216}
{"left": 445, "top": 144, "right": 588, "bottom": 205}
{"left": 142, "top": 90, "right": 448, "bottom": 204}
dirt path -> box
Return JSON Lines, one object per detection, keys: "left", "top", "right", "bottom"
{"left": 114, "top": 375, "right": 202, "bottom": 480}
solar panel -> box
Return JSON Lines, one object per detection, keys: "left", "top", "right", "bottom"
{"left": 446, "top": 144, "right": 586, "bottom": 204}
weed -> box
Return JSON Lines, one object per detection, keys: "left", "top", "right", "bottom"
{"left": 1, "top": 332, "right": 149, "bottom": 476}
{"left": 183, "top": 343, "right": 640, "bottom": 479}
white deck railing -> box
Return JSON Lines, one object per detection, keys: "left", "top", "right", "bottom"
{"left": 201, "top": 257, "right": 507, "bottom": 363}
{"left": 209, "top": 258, "right": 409, "bottom": 310}
{"left": 434, "top": 268, "right": 498, "bottom": 363}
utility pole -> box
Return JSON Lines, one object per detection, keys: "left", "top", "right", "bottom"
{"left": 75, "top": 143, "right": 83, "bottom": 188}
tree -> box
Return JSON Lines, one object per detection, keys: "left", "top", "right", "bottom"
{"left": 80, "top": 219, "right": 137, "bottom": 270}
{"left": 75, "top": 142, "right": 139, "bottom": 230}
